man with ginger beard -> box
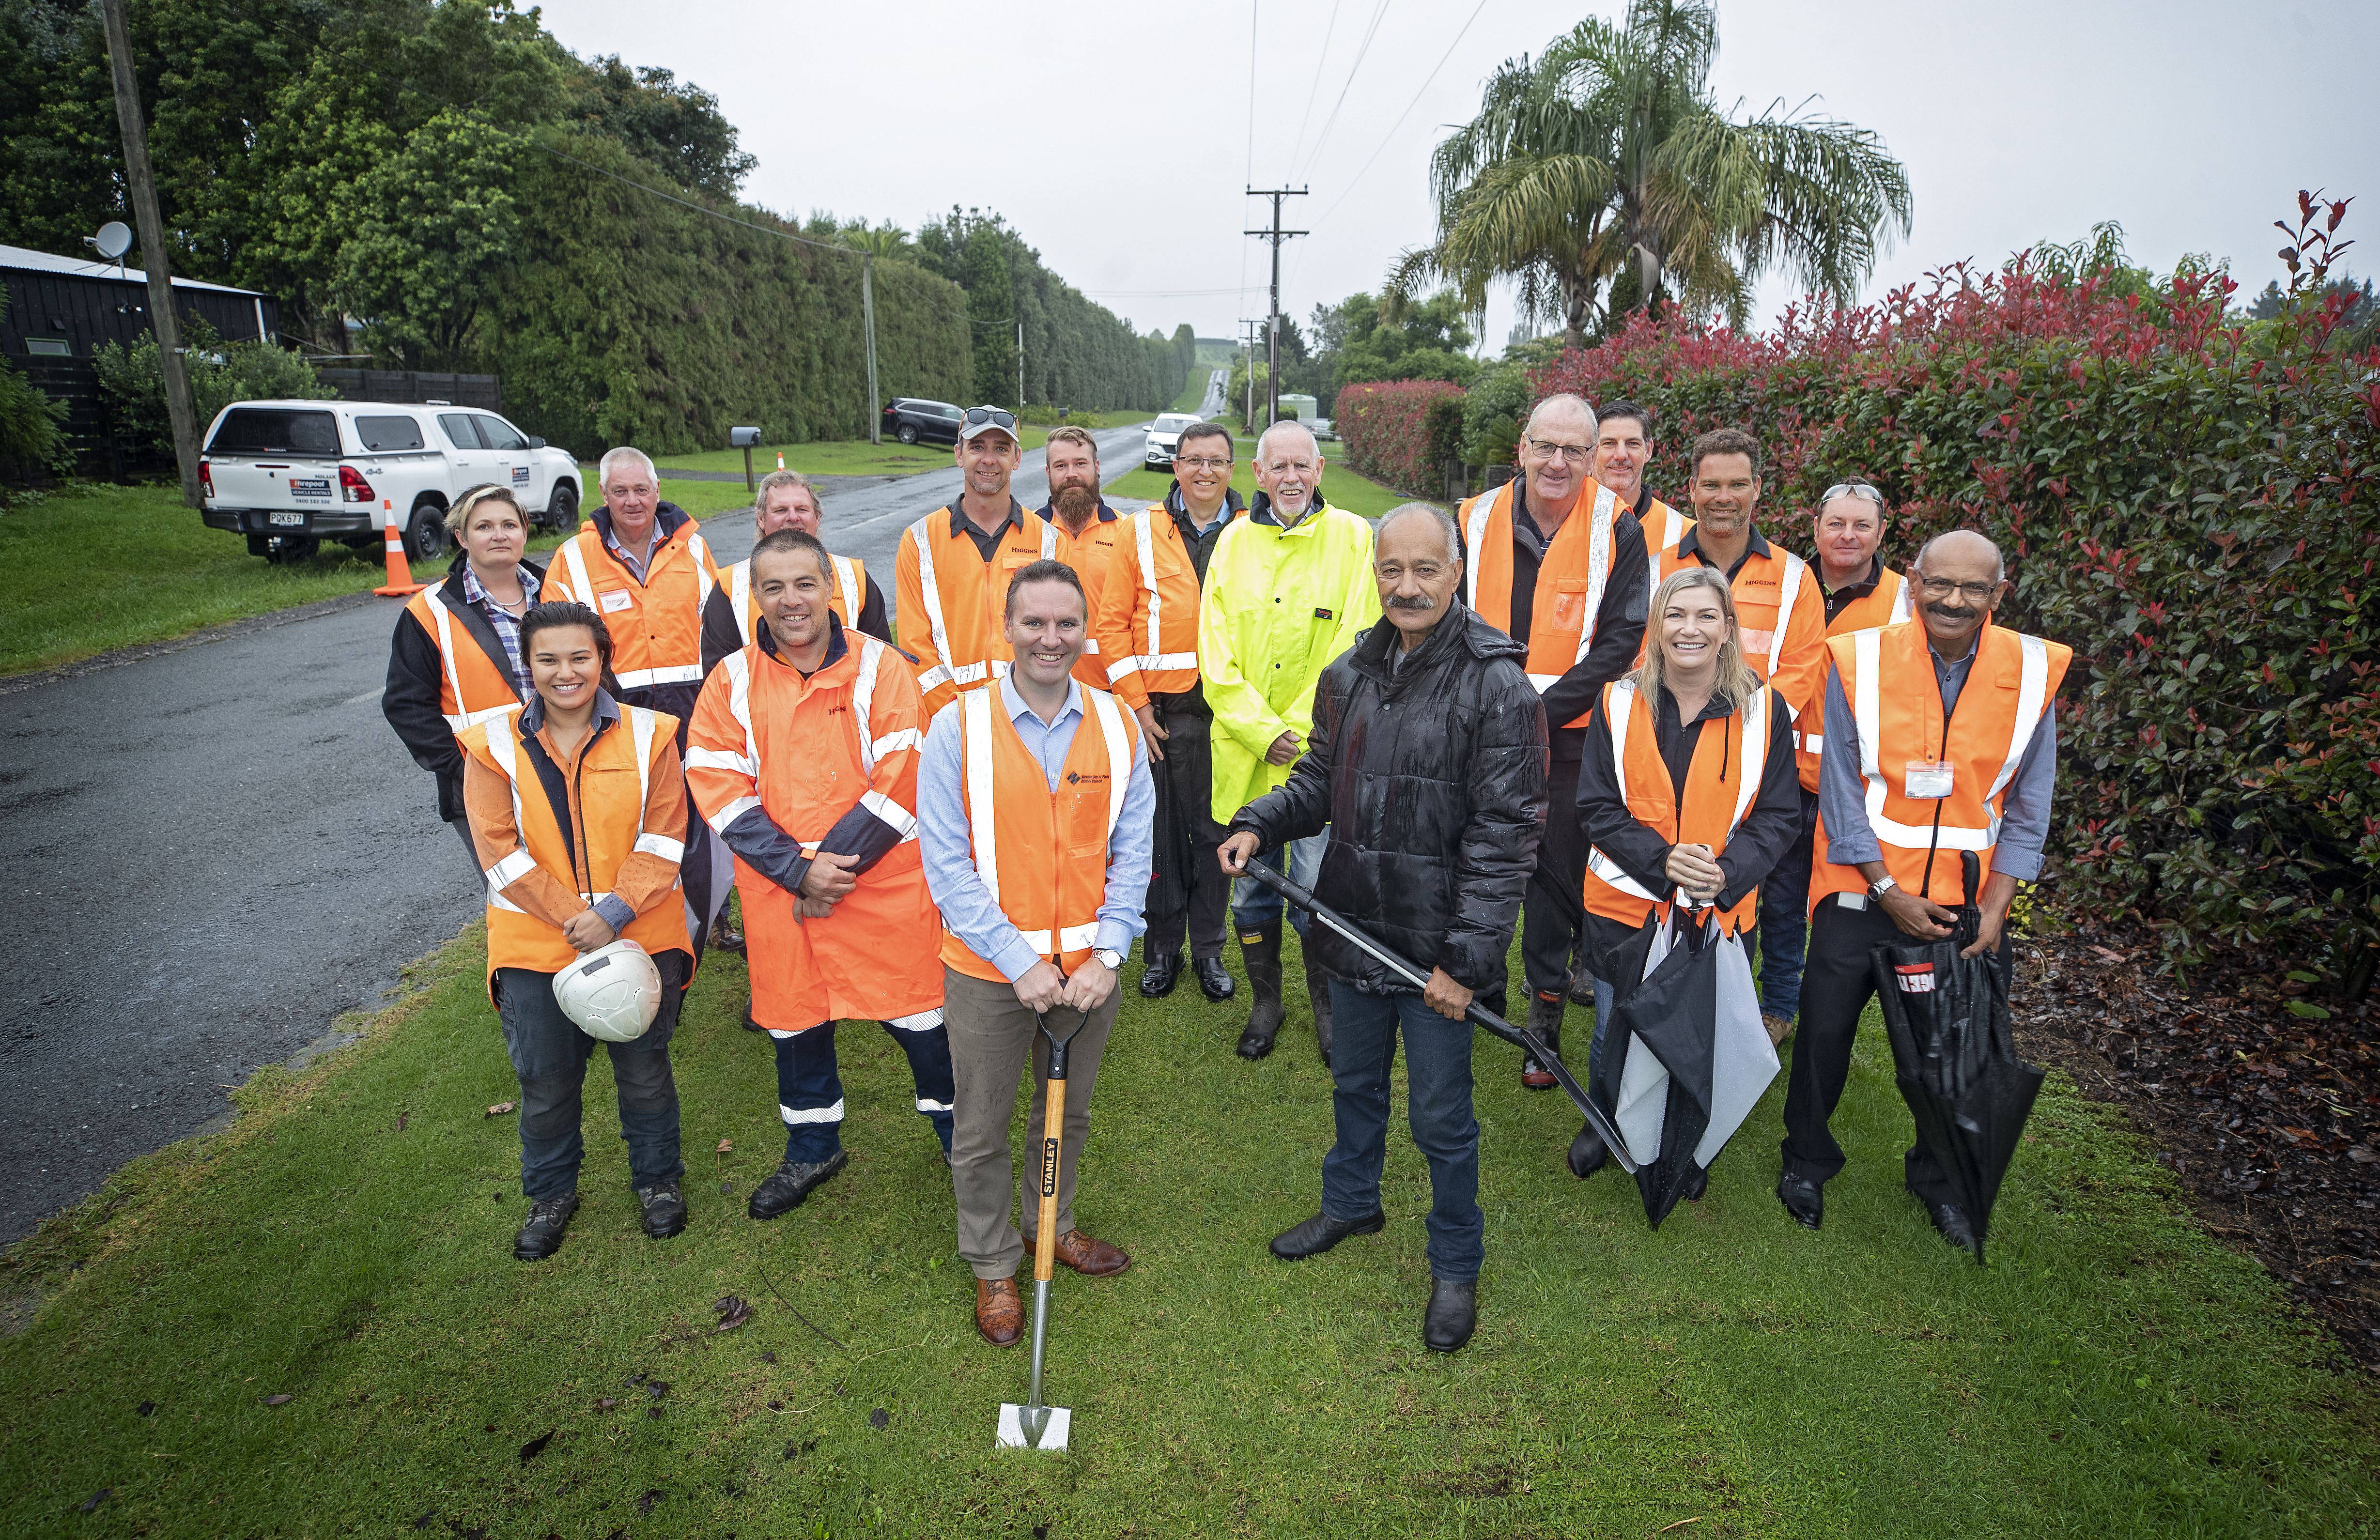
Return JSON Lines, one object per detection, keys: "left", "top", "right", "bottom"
{"left": 1038, "top": 426, "right": 1126, "bottom": 692}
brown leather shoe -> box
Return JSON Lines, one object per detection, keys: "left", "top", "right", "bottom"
{"left": 1020, "top": 1228, "right": 1132, "bottom": 1278}
{"left": 974, "top": 1277, "right": 1023, "bottom": 1347}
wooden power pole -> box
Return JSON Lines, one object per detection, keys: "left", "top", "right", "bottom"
{"left": 100, "top": 0, "right": 202, "bottom": 508}
{"left": 862, "top": 254, "right": 881, "bottom": 444}
{"left": 1244, "top": 186, "right": 1307, "bottom": 431}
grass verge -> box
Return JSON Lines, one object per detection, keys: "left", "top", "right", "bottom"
{"left": 1, "top": 918, "right": 2372, "bottom": 1535}
{"left": 1106, "top": 459, "right": 1422, "bottom": 523}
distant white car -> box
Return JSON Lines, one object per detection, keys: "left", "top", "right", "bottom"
{"left": 198, "top": 399, "right": 583, "bottom": 564}
{"left": 1142, "top": 412, "right": 1205, "bottom": 470}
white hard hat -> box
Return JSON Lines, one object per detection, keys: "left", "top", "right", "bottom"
{"left": 552, "top": 939, "right": 663, "bottom": 1042}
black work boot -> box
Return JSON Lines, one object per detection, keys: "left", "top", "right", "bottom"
{"left": 513, "top": 1192, "right": 580, "bottom": 1261}
{"left": 1423, "top": 1277, "right": 1478, "bottom": 1352}
{"left": 748, "top": 1152, "right": 850, "bottom": 1220}
{"left": 1139, "top": 949, "right": 1183, "bottom": 999}
{"left": 1522, "top": 993, "right": 1563, "bottom": 1090}
{"left": 1306, "top": 969, "right": 1334, "bottom": 1068}
{"left": 1269, "top": 1209, "right": 1385, "bottom": 1258}
{"left": 1567, "top": 1122, "right": 1609, "bottom": 1178}
{"left": 1236, "top": 921, "right": 1284, "bottom": 1060}
{"left": 636, "top": 1181, "right": 687, "bottom": 1239}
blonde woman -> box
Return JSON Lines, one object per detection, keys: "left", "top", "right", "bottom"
{"left": 1568, "top": 566, "right": 1801, "bottom": 1178}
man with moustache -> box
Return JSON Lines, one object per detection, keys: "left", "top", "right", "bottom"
{"left": 1782, "top": 530, "right": 2067, "bottom": 1247}
{"left": 1591, "top": 400, "right": 1690, "bottom": 555}
{"left": 1093, "top": 419, "right": 1246, "bottom": 1004}
{"left": 1038, "top": 426, "right": 1128, "bottom": 692}
{"left": 917, "top": 559, "right": 1154, "bottom": 1346}
{"left": 1453, "top": 394, "right": 1647, "bottom": 1090}
{"left": 702, "top": 470, "right": 891, "bottom": 675}
{"left": 897, "top": 407, "right": 1059, "bottom": 718}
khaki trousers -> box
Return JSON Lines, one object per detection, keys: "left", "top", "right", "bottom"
{"left": 943, "top": 966, "right": 1119, "bottom": 1280}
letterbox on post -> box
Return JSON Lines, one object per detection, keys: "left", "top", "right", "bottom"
{"left": 730, "top": 426, "right": 762, "bottom": 496}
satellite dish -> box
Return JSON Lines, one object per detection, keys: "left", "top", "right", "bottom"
{"left": 93, "top": 221, "right": 132, "bottom": 261}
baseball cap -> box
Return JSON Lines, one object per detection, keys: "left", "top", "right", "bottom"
{"left": 958, "top": 405, "right": 1020, "bottom": 444}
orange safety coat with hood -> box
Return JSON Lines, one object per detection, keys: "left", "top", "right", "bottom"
{"left": 685, "top": 616, "right": 942, "bottom": 1031}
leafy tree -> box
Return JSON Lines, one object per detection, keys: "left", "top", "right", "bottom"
{"left": 561, "top": 55, "right": 753, "bottom": 199}
{"left": 0, "top": 286, "right": 69, "bottom": 474}
{"left": 93, "top": 315, "right": 334, "bottom": 456}
{"left": 1330, "top": 291, "right": 1479, "bottom": 389}
{"left": 1390, "top": 0, "right": 1913, "bottom": 344}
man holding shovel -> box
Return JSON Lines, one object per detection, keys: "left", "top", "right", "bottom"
{"left": 917, "top": 558, "right": 1154, "bottom": 1347}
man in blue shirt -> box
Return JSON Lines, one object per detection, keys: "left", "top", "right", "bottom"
{"left": 918, "top": 558, "right": 1155, "bottom": 1347}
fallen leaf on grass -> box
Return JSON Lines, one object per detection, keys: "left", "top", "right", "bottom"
{"left": 78, "top": 1489, "right": 112, "bottom": 1513}
{"left": 638, "top": 1490, "right": 664, "bottom": 1514}
{"left": 646, "top": 1380, "right": 669, "bottom": 1400}
{"left": 596, "top": 1397, "right": 617, "bottom": 1411}
{"left": 136, "top": 1400, "right": 155, "bottom": 1416}
{"left": 519, "top": 1430, "right": 555, "bottom": 1465}
{"left": 2088, "top": 945, "right": 2127, "bottom": 963}
{"left": 713, "top": 1295, "right": 754, "bottom": 1331}
{"left": 759, "top": 1351, "right": 777, "bottom": 1364}
{"left": 396, "top": 1112, "right": 409, "bottom": 1132}
{"left": 260, "top": 1393, "right": 293, "bottom": 1406}
{"left": 716, "top": 1138, "right": 733, "bottom": 1154}
{"left": 486, "top": 1102, "right": 517, "bottom": 1118}
{"left": 869, "top": 1407, "right": 889, "bottom": 1429}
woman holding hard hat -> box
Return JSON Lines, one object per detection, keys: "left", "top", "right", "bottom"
{"left": 458, "top": 601, "right": 695, "bottom": 1261}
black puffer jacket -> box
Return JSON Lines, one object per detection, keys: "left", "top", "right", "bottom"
{"left": 1232, "top": 597, "right": 1549, "bottom": 997}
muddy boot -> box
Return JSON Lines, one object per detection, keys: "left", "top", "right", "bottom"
{"left": 1522, "top": 992, "right": 1564, "bottom": 1090}
{"left": 1308, "top": 969, "right": 1334, "bottom": 1068}
{"left": 1236, "top": 921, "right": 1284, "bottom": 1060}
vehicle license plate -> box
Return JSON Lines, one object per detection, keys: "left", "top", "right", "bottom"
{"left": 291, "top": 477, "right": 332, "bottom": 500}
{"left": 268, "top": 511, "right": 306, "bottom": 526}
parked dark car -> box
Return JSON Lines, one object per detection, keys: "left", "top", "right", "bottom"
{"left": 881, "top": 398, "right": 965, "bottom": 447}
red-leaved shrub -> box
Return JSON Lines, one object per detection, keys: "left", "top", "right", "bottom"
{"left": 1335, "top": 379, "right": 1465, "bottom": 496}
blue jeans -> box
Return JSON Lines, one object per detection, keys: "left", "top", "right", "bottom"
{"left": 1321, "top": 980, "right": 1483, "bottom": 1282}
{"left": 1750, "top": 789, "right": 1819, "bottom": 1023}
{"left": 772, "top": 1018, "right": 956, "bottom": 1163}
{"left": 1232, "top": 830, "right": 1325, "bottom": 939}
{"left": 494, "top": 954, "right": 688, "bottom": 1201}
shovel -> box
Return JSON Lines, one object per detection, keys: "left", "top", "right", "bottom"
{"left": 1238, "top": 860, "right": 1636, "bottom": 1173}
{"left": 996, "top": 1004, "right": 1089, "bottom": 1451}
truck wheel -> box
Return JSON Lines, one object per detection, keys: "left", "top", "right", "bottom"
{"left": 406, "top": 499, "right": 449, "bottom": 562}
{"left": 896, "top": 423, "right": 919, "bottom": 446}
{"left": 546, "top": 482, "right": 579, "bottom": 532}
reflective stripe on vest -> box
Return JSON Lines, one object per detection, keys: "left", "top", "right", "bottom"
{"left": 956, "top": 685, "right": 1130, "bottom": 958}
{"left": 418, "top": 586, "right": 521, "bottom": 732}
{"left": 1521, "top": 485, "right": 1619, "bottom": 694}
{"left": 1582, "top": 678, "right": 1769, "bottom": 921}
{"left": 909, "top": 512, "right": 1058, "bottom": 693}
{"left": 1110, "top": 510, "right": 1202, "bottom": 684}
{"left": 1846, "top": 627, "right": 2051, "bottom": 853}
{"left": 704, "top": 639, "right": 919, "bottom": 847}
{"left": 729, "top": 559, "right": 755, "bottom": 646}
{"left": 1460, "top": 480, "right": 1506, "bottom": 616}
{"left": 1737, "top": 552, "right": 1809, "bottom": 678}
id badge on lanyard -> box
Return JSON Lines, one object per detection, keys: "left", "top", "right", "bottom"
{"left": 1905, "top": 760, "right": 1954, "bottom": 800}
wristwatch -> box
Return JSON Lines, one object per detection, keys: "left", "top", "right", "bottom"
{"left": 1092, "top": 948, "right": 1123, "bottom": 971}
{"left": 1867, "top": 874, "right": 1900, "bottom": 902}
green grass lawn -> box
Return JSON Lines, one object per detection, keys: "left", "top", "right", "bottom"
{"left": 1107, "top": 458, "right": 1422, "bottom": 523}
{"left": 3, "top": 915, "right": 2372, "bottom": 1536}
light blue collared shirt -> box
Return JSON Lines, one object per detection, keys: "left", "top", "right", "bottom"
{"left": 917, "top": 674, "right": 1154, "bottom": 982}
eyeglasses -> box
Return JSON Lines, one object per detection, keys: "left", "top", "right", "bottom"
{"left": 1822, "top": 482, "right": 1883, "bottom": 504}
{"left": 1525, "top": 436, "right": 1592, "bottom": 465}
{"left": 963, "top": 407, "right": 1018, "bottom": 430}
{"left": 1916, "top": 576, "right": 1999, "bottom": 603}
{"left": 1176, "top": 455, "right": 1233, "bottom": 470}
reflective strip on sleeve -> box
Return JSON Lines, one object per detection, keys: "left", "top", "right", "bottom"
{"left": 486, "top": 847, "right": 538, "bottom": 890}
{"left": 960, "top": 688, "right": 1000, "bottom": 906}
{"left": 706, "top": 795, "right": 761, "bottom": 836}
{"left": 683, "top": 746, "right": 754, "bottom": 775}
{"left": 634, "top": 832, "right": 686, "bottom": 862}
{"left": 868, "top": 727, "right": 922, "bottom": 759}
{"left": 913, "top": 1097, "right": 955, "bottom": 1114}
{"left": 860, "top": 788, "right": 917, "bottom": 839}
{"left": 1586, "top": 846, "right": 1664, "bottom": 903}
{"left": 613, "top": 663, "right": 704, "bottom": 689}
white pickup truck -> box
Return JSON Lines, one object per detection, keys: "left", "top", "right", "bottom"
{"left": 198, "top": 398, "right": 585, "bottom": 565}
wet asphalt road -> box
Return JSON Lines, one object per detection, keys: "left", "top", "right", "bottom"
{"left": 0, "top": 423, "right": 1153, "bottom": 1242}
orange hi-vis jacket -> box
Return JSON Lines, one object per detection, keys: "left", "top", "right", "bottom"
{"left": 1652, "top": 529, "right": 1827, "bottom": 723}
{"left": 459, "top": 702, "right": 692, "bottom": 986}
{"left": 1581, "top": 678, "right": 1775, "bottom": 934}
{"left": 1641, "top": 494, "right": 1690, "bottom": 554}
{"left": 1044, "top": 507, "right": 1126, "bottom": 693}
{"left": 1094, "top": 499, "right": 1241, "bottom": 710}
{"left": 1809, "top": 619, "right": 2071, "bottom": 912}
{"left": 896, "top": 500, "right": 1060, "bottom": 718}
{"left": 1794, "top": 563, "right": 1917, "bottom": 789}
{"left": 403, "top": 582, "right": 525, "bottom": 733}
{"left": 684, "top": 625, "right": 942, "bottom": 1031}
{"left": 722, "top": 552, "right": 867, "bottom": 647}
{"left": 940, "top": 682, "right": 1142, "bottom": 982}
{"left": 1458, "top": 478, "right": 1628, "bottom": 728}
{"left": 544, "top": 516, "right": 720, "bottom": 694}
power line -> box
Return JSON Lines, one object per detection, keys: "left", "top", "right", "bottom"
{"left": 1311, "top": 0, "right": 1490, "bottom": 231}
{"left": 1283, "top": 0, "right": 1345, "bottom": 182}
{"left": 1239, "top": 0, "right": 1258, "bottom": 322}
{"left": 1295, "top": 0, "right": 1395, "bottom": 185}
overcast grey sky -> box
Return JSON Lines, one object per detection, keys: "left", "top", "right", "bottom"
{"left": 536, "top": 0, "right": 2380, "bottom": 350}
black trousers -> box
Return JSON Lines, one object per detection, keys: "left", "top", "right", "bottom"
{"left": 1143, "top": 696, "right": 1229, "bottom": 961}
{"left": 1521, "top": 755, "right": 1589, "bottom": 999}
{"left": 1779, "top": 896, "right": 2010, "bottom": 1206}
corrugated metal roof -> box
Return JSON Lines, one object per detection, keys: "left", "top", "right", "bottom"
{"left": 0, "top": 243, "right": 263, "bottom": 297}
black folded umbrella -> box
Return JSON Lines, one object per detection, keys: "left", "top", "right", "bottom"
{"left": 1869, "top": 852, "right": 2046, "bottom": 1262}
{"left": 1589, "top": 913, "right": 1718, "bottom": 1228}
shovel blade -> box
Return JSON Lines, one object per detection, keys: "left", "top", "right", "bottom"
{"left": 996, "top": 1401, "right": 1071, "bottom": 1450}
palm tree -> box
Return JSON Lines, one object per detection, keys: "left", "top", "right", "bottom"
{"left": 1390, "top": 0, "right": 1913, "bottom": 346}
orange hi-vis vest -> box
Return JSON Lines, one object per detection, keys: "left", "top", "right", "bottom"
{"left": 1094, "top": 504, "right": 1217, "bottom": 709}
{"left": 1458, "top": 478, "right": 1627, "bottom": 728}
{"left": 685, "top": 631, "right": 942, "bottom": 1031}
{"left": 403, "top": 583, "right": 525, "bottom": 732}
{"left": 941, "top": 684, "right": 1140, "bottom": 982}
{"left": 1047, "top": 512, "right": 1126, "bottom": 693}
{"left": 723, "top": 552, "right": 866, "bottom": 647}
{"left": 1795, "top": 564, "right": 1917, "bottom": 789}
{"left": 461, "top": 703, "right": 692, "bottom": 979}
{"left": 1642, "top": 494, "right": 1689, "bottom": 554}
{"left": 1809, "top": 619, "right": 2071, "bottom": 913}
{"left": 546, "top": 520, "right": 719, "bottom": 693}
{"left": 1652, "top": 532, "right": 1827, "bottom": 725}
{"left": 1581, "top": 678, "right": 1774, "bottom": 934}
{"left": 897, "top": 504, "right": 1060, "bottom": 717}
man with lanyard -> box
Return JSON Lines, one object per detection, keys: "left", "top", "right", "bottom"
{"left": 1782, "top": 530, "right": 2067, "bottom": 1247}
{"left": 1591, "top": 399, "right": 1691, "bottom": 556}
{"left": 1651, "top": 428, "right": 1827, "bottom": 1046}
{"left": 543, "top": 445, "right": 733, "bottom": 953}
{"left": 1094, "top": 420, "right": 1245, "bottom": 1005}
{"left": 702, "top": 470, "right": 891, "bottom": 675}
{"left": 1039, "top": 426, "right": 1127, "bottom": 692}
{"left": 897, "top": 407, "right": 1060, "bottom": 719}
{"left": 384, "top": 484, "right": 546, "bottom": 886}
{"left": 1452, "top": 394, "right": 1648, "bottom": 1091}
{"left": 917, "top": 558, "right": 1154, "bottom": 1348}
{"left": 1200, "top": 420, "right": 1379, "bottom": 1063}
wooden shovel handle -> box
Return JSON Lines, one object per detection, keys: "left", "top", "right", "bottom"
{"left": 1032, "top": 1071, "right": 1066, "bottom": 1284}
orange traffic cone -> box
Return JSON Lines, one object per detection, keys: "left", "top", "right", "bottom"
{"left": 372, "top": 497, "right": 428, "bottom": 597}
{"left": 775, "top": 450, "right": 786, "bottom": 471}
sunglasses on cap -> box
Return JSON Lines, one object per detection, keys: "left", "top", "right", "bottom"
{"left": 1822, "top": 481, "right": 1883, "bottom": 504}
{"left": 960, "top": 406, "right": 1019, "bottom": 437}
